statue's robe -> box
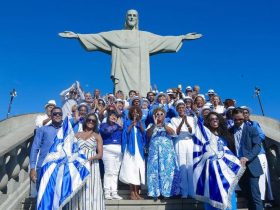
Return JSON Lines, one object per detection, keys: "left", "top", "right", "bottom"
{"left": 78, "top": 30, "right": 183, "bottom": 96}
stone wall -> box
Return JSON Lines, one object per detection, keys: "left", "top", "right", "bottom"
{"left": 0, "top": 114, "right": 38, "bottom": 210}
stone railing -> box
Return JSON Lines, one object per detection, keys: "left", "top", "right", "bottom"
{"left": 251, "top": 115, "right": 280, "bottom": 206}
{"left": 0, "top": 113, "right": 38, "bottom": 210}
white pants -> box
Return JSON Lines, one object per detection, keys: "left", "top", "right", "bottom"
{"left": 258, "top": 153, "right": 274, "bottom": 200}
{"left": 174, "top": 138, "right": 194, "bottom": 197}
{"left": 102, "top": 144, "right": 122, "bottom": 195}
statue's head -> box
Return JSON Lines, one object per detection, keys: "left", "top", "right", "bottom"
{"left": 124, "top": 9, "right": 139, "bottom": 30}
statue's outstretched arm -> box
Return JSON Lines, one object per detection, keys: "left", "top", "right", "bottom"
{"left": 58, "top": 31, "right": 78, "bottom": 38}
{"left": 183, "top": 32, "right": 203, "bottom": 40}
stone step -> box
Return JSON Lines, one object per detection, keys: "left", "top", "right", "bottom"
{"left": 21, "top": 196, "right": 278, "bottom": 210}
{"left": 106, "top": 198, "right": 203, "bottom": 210}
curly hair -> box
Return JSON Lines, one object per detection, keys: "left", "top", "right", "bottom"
{"left": 82, "top": 113, "right": 99, "bottom": 133}
{"left": 204, "top": 112, "right": 235, "bottom": 153}
{"left": 128, "top": 106, "right": 142, "bottom": 121}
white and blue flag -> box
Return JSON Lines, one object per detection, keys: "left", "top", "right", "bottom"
{"left": 37, "top": 117, "right": 90, "bottom": 210}
{"left": 193, "top": 119, "right": 245, "bottom": 210}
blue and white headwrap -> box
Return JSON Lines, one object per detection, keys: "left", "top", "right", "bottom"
{"left": 193, "top": 118, "right": 245, "bottom": 210}
{"left": 37, "top": 117, "right": 90, "bottom": 210}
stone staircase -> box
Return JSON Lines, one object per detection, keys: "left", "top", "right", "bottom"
{"left": 21, "top": 183, "right": 277, "bottom": 210}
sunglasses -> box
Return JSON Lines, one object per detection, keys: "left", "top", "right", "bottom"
{"left": 156, "top": 112, "right": 164, "bottom": 117}
{"left": 86, "top": 118, "right": 96, "bottom": 123}
{"left": 52, "top": 112, "right": 62, "bottom": 116}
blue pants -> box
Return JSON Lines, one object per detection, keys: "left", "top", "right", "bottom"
{"left": 239, "top": 169, "right": 263, "bottom": 210}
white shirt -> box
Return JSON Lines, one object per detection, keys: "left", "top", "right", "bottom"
{"left": 212, "top": 105, "right": 225, "bottom": 114}
{"left": 169, "top": 116, "right": 195, "bottom": 140}
{"left": 35, "top": 113, "right": 51, "bottom": 128}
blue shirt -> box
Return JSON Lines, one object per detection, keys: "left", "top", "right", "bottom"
{"left": 30, "top": 124, "right": 61, "bottom": 169}
{"left": 234, "top": 123, "right": 244, "bottom": 158}
{"left": 99, "top": 122, "right": 122, "bottom": 145}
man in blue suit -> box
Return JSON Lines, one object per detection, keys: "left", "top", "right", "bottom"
{"left": 230, "top": 108, "right": 263, "bottom": 210}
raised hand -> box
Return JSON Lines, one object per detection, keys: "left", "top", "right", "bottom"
{"left": 58, "top": 31, "right": 78, "bottom": 38}
{"left": 183, "top": 32, "right": 202, "bottom": 40}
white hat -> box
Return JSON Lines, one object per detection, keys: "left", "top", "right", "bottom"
{"left": 183, "top": 96, "right": 193, "bottom": 102}
{"left": 185, "top": 86, "right": 193, "bottom": 91}
{"left": 201, "top": 105, "right": 211, "bottom": 112}
{"left": 77, "top": 103, "right": 89, "bottom": 111}
{"left": 166, "top": 89, "right": 174, "bottom": 95}
{"left": 115, "top": 98, "right": 124, "bottom": 104}
{"left": 45, "top": 100, "right": 56, "bottom": 108}
{"left": 225, "top": 106, "right": 235, "bottom": 114}
{"left": 207, "top": 89, "right": 215, "bottom": 94}
{"left": 175, "top": 99, "right": 185, "bottom": 108}
{"left": 240, "top": 106, "right": 252, "bottom": 113}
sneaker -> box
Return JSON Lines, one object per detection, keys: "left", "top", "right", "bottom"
{"left": 105, "top": 194, "right": 112, "bottom": 200}
{"left": 111, "top": 194, "right": 123, "bottom": 200}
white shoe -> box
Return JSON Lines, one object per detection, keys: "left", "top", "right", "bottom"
{"left": 105, "top": 194, "right": 112, "bottom": 200}
{"left": 111, "top": 194, "right": 123, "bottom": 200}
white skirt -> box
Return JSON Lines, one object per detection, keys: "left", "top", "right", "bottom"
{"left": 119, "top": 128, "right": 145, "bottom": 185}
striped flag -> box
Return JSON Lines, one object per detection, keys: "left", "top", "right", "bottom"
{"left": 37, "top": 117, "right": 90, "bottom": 210}
{"left": 193, "top": 118, "right": 245, "bottom": 210}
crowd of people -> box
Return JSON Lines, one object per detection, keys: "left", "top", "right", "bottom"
{"left": 30, "top": 81, "right": 274, "bottom": 210}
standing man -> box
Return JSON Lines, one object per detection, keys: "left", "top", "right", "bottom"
{"left": 30, "top": 107, "right": 63, "bottom": 190}
{"left": 230, "top": 108, "right": 263, "bottom": 210}
{"left": 241, "top": 106, "right": 274, "bottom": 205}
{"left": 169, "top": 100, "right": 195, "bottom": 198}
{"left": 59, "top": 9, "right": 202, "bottom": 97}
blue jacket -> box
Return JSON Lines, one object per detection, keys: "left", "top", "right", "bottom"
{"left": 122, "top": 119, "right": 146, "bottom": 159}
{"left": 229, "top": 124, "right": 263, "bottom": 177}
{"left": 245, "top": 120, "right": 266, "bottom": 154}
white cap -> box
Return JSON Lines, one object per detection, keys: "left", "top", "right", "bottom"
{"left": 207, "top": 89, "right": 215, "bottom": 94}
{"left": 183, "top": 96, "right": 193, "bottom": 102}
{"left": 175, "top": 99, "right": 186, "bottom": 108}
{"left": 115, "top": 98, "right": 124, "bottom": 104}
{"left": 201, "top": 105, "right": 211, "bottom": 111}
{"left": 45, "top": 100, "right": 56, "bottom": 108}
{"left": 240, "top": 106, "right": 252, "bottom": 113}
{"left": 166, "top": 89, "right": 174, "bottom": 95}
{"left": 185, "top": 86, "right": 193, "bottom": 91}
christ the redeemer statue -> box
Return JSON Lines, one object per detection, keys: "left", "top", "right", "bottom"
{"left": 59, "top": 9, "right": 202, "bottom": 97}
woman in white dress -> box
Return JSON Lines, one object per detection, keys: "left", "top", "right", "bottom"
{"left": 65, "top": 113, "right": 106, "bottom": 210}
{"left": 119, "top": 106, "right": 146, "bottom": 200}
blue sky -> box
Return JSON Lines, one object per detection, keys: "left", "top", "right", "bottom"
{"left": 0, "top": 0, "right": 279, "bottom": 120}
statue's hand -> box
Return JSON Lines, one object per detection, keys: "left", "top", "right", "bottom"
{"left": 184, "top": 32, "right": 202, "bottom": 40}
{"left": 58, "top": 31, "right": 78, "bottom": 38}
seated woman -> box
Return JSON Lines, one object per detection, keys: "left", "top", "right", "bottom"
{"left": 146, "top": 107, "right": 180, "bottom": 199}
{"left": 119, "top": 106, "right": 146, "bottom": 200}
{"left": 99, "top": 111, "right": 123, "bottom": 200}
